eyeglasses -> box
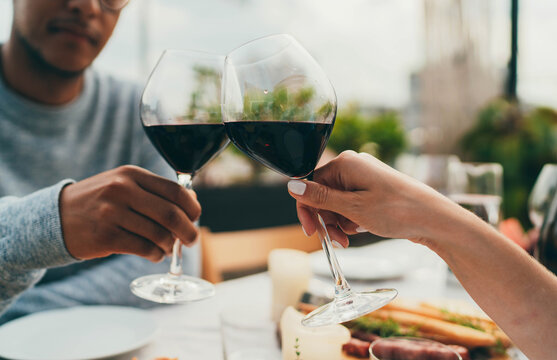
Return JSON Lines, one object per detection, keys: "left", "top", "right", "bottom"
{"left": 99, "top": 0, "right": 130, "bottom": 11}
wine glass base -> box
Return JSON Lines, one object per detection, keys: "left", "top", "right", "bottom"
{"left": 301, "top": 288, "right": 397, "bottom": 327}
{"left": 130, "top": 273, "right": 215, "bottom": 303}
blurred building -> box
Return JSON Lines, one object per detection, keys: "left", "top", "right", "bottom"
{"left": 413, "top": 0, "right": 506, "bottom": 154}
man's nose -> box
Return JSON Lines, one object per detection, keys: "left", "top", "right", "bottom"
{"left": 66, "top": 0, "right": 103, "bottom": 17}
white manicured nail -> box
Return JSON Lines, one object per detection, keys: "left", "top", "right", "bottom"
{"left": 332, "top": 240, "right": 344, "bottom": 249}
{"left": 301, "top": 225, "right": 309, "bottom": 237}
{"left": 356, "top": 226, "right": 367, "bottom": 233}
{"left": 288, "top": 180, "right": 306, "bottom": 196}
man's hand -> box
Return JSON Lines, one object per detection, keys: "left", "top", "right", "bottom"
{"left": 60, "top": 165, "right": 201, "bottom": 262}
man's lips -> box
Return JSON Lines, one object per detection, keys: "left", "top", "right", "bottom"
{"left": 47, "top": 20, "right": 100, "bottom": 46}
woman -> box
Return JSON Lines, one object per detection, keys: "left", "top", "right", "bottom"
{"left": 287, "top": 150, "right": 557, "bottom": 360}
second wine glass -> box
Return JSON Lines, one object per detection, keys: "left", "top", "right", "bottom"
{"left": 222, "top": 34, "right": 397, "bottom": 327}
{"left": 130, "top": 49, "right": 229, "bottom": 303}
{"left": 529, "top": 164, "right": 557, "bottom": 230}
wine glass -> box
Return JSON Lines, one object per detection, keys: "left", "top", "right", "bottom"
{"left": 398, "top": 154, "right": 460, "bottom": 195}
{"left": 222, "top": 34, "right": 397, "bottom": 327}
{"left": 447, "top": 162, "right": 503, "bottom": 228}
{"left": 130, "top": 49, "right": 229, "bottom": 303}
{"left": 529, "top": 164, "right": 557, "bottom": 229}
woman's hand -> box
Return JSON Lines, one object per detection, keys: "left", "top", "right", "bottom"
{"left": 287, "top": 151, "right": 462, "bottom": 248}
{"left": 289, "top": 151, "right": 557, "bottom": 360}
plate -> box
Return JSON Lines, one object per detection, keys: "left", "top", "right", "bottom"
{"left": 310, "top": 239, "right": 431, "bottom": 280}
{"left": 0, "top": 306, "right": 158, "bottom": 360}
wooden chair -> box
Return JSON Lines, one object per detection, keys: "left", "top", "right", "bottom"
{"left": 200, "top": 224, "right": 321, "bottom": 283}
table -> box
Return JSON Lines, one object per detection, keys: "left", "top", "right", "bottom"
{"left": 114, "top": 240, "right": 477, "bottom": 360}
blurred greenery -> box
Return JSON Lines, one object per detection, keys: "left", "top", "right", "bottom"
{"left": 328, "top": 105, "right": 407, "bottom": 164}
{"left": 242, "top": 85, "right": 334, "bottom": 123}
{"left": 460, "top": 98, "right": 557, "bottom": 227}
{"left": 184, "top": 64, "right": 222, "bottom": 123}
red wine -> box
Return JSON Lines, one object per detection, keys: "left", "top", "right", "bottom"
{"left": 225, "top": 121, "right": 334, "bottom": 178}
{"left": 143, "top": 123, "right": 229, "bottom": 175}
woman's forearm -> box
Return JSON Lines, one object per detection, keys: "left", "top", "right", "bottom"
{"left": 289, "top": 151, "right": 557, "bottom": 359}
{"left": 424, "top": 200, "right": 557, "bottom": 360}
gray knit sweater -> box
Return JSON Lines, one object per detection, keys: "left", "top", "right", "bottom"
{"left": 0, "top": 68, "right": 199, "bottom": 323}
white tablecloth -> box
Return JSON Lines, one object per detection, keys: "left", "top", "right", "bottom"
{"left": 114, "top": 240, "right": 476, "bottom": 360}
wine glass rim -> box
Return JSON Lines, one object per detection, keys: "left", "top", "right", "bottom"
{"left": 456, "top": 162, "right": 503, "bottom": 173}
{"left": 146, "top": 49, "right": 225, "bottom": 86}
{"left": 459, "top": 161, "right": 502, "bottom": 167}
{"left": 159, "top": 48, "right": 225, "bottom": 59}
{"left": 225, "top": 33, "right": 298, "bottom": 66}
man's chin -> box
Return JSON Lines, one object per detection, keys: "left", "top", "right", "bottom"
{"left": 33, "top": 58, "right": 87, "bottom": 79}
{"left": 48, "top": 62, "right": 87, "bottom": 79}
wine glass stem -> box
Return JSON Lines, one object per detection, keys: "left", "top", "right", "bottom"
{"left": 169, "top": 173, "right": 194, "bottom": 275}
{"left": 315, "top": 213, "right": 351, "bottom": 298}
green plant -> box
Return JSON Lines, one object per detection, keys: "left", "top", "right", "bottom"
{"left": 328, "top": 106, "right": 407, "bottom": 164}
{"left": 366, "top": 111, "right": 407, "bottom": 163}
{"left": 460, "top": 98, "right": 557, "bottom": 226}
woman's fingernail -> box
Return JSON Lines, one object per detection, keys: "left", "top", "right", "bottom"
{"left": 356, "top": 226, "right": 367, "bottom": 233}
{"left": 301, "top": 225, "right": 309, "bottom": 237}
{"left": 288, "top": 180, "right": 306, "bottom": 196}
{"left": 332, "top": 240, "right": 345, "bottom": 249}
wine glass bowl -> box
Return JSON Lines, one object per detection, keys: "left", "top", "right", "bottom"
{"left": 222, "top": 35, "right": 335, "bottom": 179}
{"left": 130, "top": 49, "right": 229, "bottom": 303}
{"left": 529, "top": 164, "right": 557, "bottom": 229}
{"left": 222, "top": 34, "right": 397, "bottom": 326}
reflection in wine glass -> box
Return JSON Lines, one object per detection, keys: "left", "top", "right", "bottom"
{"left": 529, "top": 164, "right": 557, "bottom": 229}
{"left": 130, "top": 49, "right": 229, "bottom": 303}
{"left": 222, "top": 34, "right": 397, "bottom": 327}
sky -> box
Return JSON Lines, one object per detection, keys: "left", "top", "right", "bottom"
{"left": 0, "top": 0, "right": 555, "bottom": 109}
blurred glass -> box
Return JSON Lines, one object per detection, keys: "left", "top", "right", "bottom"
{"left": 529, "top": 164, "right": 557, "bottom": 229}
{"left": 397, "top": 154, "right": 460, "bottom": 195}
{"left": 220, "top": 304, "right": 281, "bottom": 360}
{"left": 448, "top": 162, "right": 503, "bottom": 227}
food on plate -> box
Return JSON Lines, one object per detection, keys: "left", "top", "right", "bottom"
{"left": 298, "top": 299, "right": 513, "bottom": 360}
{"left": 369, "top": 337, "right": 469, "bottom": 360}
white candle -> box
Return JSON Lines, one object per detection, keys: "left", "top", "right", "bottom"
{"left": 280, "top": 307, "right": 351, "bottom": 360}
{"left": 268, "top": 249, "right": 312, "bottom": 322}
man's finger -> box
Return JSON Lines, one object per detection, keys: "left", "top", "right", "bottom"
{"left": 111, "top": 227, "right": 166, "bottom": 262}
{"left": 127, "top": 185, "right": 199, "bottom": 244}
{"left": 118, "top": 208, "right": 175, "bottom": 255}
{"left": 124, "top": 166, "right": 202, "bottom": 221}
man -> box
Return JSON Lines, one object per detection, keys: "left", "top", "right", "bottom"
{"left": 0, "top": 0, "right": 201, "bottom": 324}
